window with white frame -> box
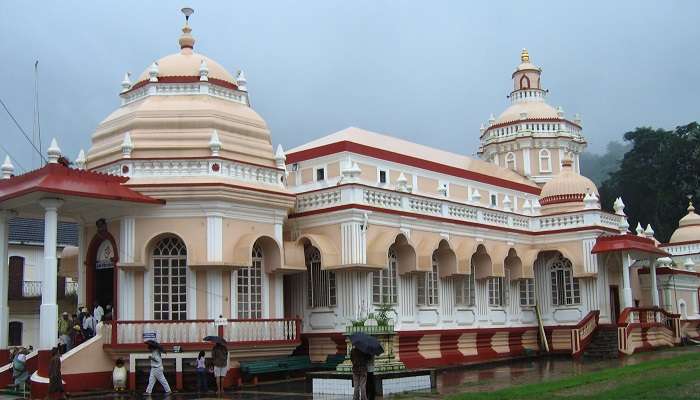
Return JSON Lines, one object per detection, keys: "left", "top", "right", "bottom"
{"left": 539, "top": 149, "right": 552, "bottom": 173}
{"left": 152, "top": 236, "right": 187, "bottom": 321}
{"left": 237, "top": 243, "right": 263, "bottom": 319}
{"left": 550, "top": 255, "right": 580, "bottom": 306}
{"left": 519, "top": 278, "right": 535, "bottom": 306}
{"left": 454, "top": 273, "right": 475, "bottom": 306}
{"left": 306, "top": 246, "right": 336, "bottom": 308}
{"left": 315, "top": 167, "right": 326, "bottom": 181}
{"left": 417, "top": 254, "right": 439, "bottom": 306}
{"left": 373, "top": 249, "right": 398, "bottom": 304}
{"left": 505, "top": 152, "right": 516, "bottom": 170}
{"left": 488, "top": 277, "right": 504, "bottom": 307}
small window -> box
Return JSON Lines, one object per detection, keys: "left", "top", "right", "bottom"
{"left": 519, "top": 278, "right": 535, "bottom": 306}
{"left": 378, "top": 170, "right": 387, "bottom": 184}
{"left": 454, "top": 274, "right": 475, "bottom": 306}
{"left": 316, "top": 168, "right": 325, "bottom": 181}
{"left": 488, "top": 277, "right": 504, "bottom": 307}
{"left": 490, "top": 194, "right": 498, "bottom": 207}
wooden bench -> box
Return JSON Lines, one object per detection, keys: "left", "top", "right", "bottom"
{"left": 240, "top": 355, "right": 312, "bottom": 384}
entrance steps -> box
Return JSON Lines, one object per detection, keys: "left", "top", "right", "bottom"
{"left": 583, "top": 325, "right": 618, "bottom": 359}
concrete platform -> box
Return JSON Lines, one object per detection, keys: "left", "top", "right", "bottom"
{"left": 306, "top": 369, "right": 435, "bottom": 398}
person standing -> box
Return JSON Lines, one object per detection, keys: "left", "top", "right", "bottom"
{"left": 145, "top": 342, "right": 171, "bottom": 395}
{"left": 211, "top": 342, "right": 228, "bottom": 396}
{"left": 82, "top": 311, "right": 97, "bottom": 339}
{"left": 351, "top": 347, "right": 370, "bottom": 400}
{"left": 70, "top": 325, "right": 85, "bottom": 348}
{"left": 195, "top": 351, "right": 207, "bottom": 393}
{"left": 112, "top": 358, "right": 127, "bottom": 392}
{"left": 93, "top": 301, "right": 104, "bottom": 323}
{"left": 57, "top": 312, "right": 71, "bottom": 352}
{"left": 48, "top": 347, "right": 65, "bottom": 399}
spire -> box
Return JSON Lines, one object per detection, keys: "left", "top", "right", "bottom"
{"left": 688, "top": 198, "right": 695, "bottom": 214}
{"left": 47, "top": 138, "right": 61, "bottom": 164}
{"left": 520, "top": 48, "right": 530, "bottom": 63}
{"left": 274, "top": 144, "right": 286, "bottom": 169}
{"left": 644, "top": 224, "right": 655, "bottom": 239}
{"left": 149, "top": 62, "right": 159, "bottom": 82}
{"left": 121, "top": 72, "right": 132, "bottom": 93}
{"left": 1, "top": 155, "right": 14, "bottom": 179}
{"left": 122, "top": 132, "right": 134, "bottom": 158}
{"left": 75, "top": 149, "right": 86, "bottom": 170}
{"left": 635, "top": 222, "right": 644, "bottom": 236}
{"left": 209, "top": 130, "right": 222, "bottom": 156}
{"left": 199, "top": 59, "right": 209, "bottom": 81}
{"left": 179, "top": 7, "right": 196, "bottom": 51}
{"left": 237, "top": 70, "right": 248, "bottom": 92}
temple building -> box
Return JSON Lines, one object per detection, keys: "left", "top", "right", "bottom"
{"left": 0, "top": 10, "right": 698, "bottom": 396}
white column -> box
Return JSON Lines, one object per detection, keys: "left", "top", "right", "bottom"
{"left": 39, "top": 198, "right": 64, "bottom": 350}
{"left": 522, "top": 148, "right": 532, "bottom": 176}
{"left": 119, "top": 217, "right": 135, "bottom": 320}
{"left": 0, "top": 210, "right": 14, "bottom": 350}
{"left": 273, "top": 222, "right": 284, "bottom": 318}
{"left": 77, "top": 223, "right": 86, "bottom": 306}
{"left": 649, "top": 257, "right": 659, "bottom": 307}
{"left": 206, "top": 216, "right": 223, "bottom": 318}
{"left": 621, "top": 252, "right": 634, "bottom": 309}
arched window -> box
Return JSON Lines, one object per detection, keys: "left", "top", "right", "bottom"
{"left": 306, "top": 246, "right": 336, "bottom": 308}
{"left": 539, "top": 149, "right": 552, "bottom": 173}
{"left": 505, "top": 152, "right": 516, "bottom": 170}
{"left": 417, "top": 254, "right": 439, "bottom": 306}
{"left": 550, "top": 255, "right": 580, "bottom": 306}
{"left": 238, "top": 243, "right": 263, "bottom": 319}
{"left": 152, "top": 236, "right": 187, "bottom": 320}
{"left": 8, "top": 321, "right": 22, "bottom": 346}
{"left": 373, "top": 249, "right": 398, "bottom": 304}
{"left": 519, "top": 75, "right": 531, "bottom": 89}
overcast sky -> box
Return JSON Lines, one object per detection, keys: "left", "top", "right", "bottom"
{"left": 1, "top": 1, "right": 698, "bottom": 172}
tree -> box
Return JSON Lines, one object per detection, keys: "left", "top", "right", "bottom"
{"left": 599, "top": 122, "right": 700, "bottom": 243}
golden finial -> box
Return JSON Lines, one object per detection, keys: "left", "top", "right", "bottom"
{"left": 521, "top": 48, "right": 530, "bottom": 63}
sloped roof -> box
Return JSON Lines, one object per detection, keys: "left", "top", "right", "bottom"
{"left": 287, "top": 127, "right": 540, "bottom": 194}
{"left": 9, "top": 217, "right": 78, "bottom": 247}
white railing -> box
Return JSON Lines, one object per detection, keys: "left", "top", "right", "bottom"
{"left": 107, "top": 318, "right": 301, "bottom": 346}
{"left": 22, "top": 281, "right": 42, "bottom": 297}
{"left": 296, "top": 190, "right": 341, "bottom": 212}
{"left": 97, "top": 158, "right": 284, "bottom": 187}
{"left": 293, "top": 185, "right": 623, "bottom": 233}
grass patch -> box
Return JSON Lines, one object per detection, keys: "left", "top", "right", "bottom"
{"left": 444, "top": 351, "right": 700, "bottom": 400}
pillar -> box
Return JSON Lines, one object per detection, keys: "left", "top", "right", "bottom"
{"left": 39, "top": 198, "right": 63, "bottom": 350}
{"left": 0, "top": 210, "right": 15, "bottom": 360}
{"left": 649, "top": 257, "right": 659, "bottom": 307}
{"left": 621, "top": 252, "right": 634, "bottom": 309}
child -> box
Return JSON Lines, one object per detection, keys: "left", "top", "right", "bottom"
{"left": 195, "top": 351, "right": 207, "bottom": 393}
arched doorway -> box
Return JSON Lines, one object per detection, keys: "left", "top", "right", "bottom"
{"left": 85, "top": 219, "right": 118, "bottom": 311}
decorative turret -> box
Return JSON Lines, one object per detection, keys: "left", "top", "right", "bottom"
{"left": 274, "top": 144, "right": 286, "bottom": 170}
{"left": 644, "top": 224, "right": 655, "bottom": 239}
{"left": 471, "top": 188, "right": 481, "bottom": 203}
{"left": 121, "top": 72, "right": 132, "bottom": 93}
{"left": 1, "top": 155, "right": 14, "bottom": 179}
{"left": 502, "top": 195, "right": 512, "bottom": 212}
{"left": 179, "top": 7, "right": 195, "bottom": 50}
{"left": 539, "top": 155, "right": 599, "bottom": 215}
{"left": 209, "top": 130, "right": 222, "bottom": 156}
{"left": 199, "top": 59, "right": 209, "bottom": 81}
{"left": 237, "top": 70, "right": 248, "bottom": 92}
{"left": 47, "top": 138, "right": 61, "bottom": 164}
{"left": 614, "top": 197, "right": 630, "bottom": 233}
{"left": 341, "top": 161, "right": 362, "bottom": 183}
{"left": 396, "top": 172, "right": 409, "bottom": 192}
{"left": 121, "top": 132, "right": 134, "bottom": 158}
{"left": 636, "top": 222, "right": 645, "bottom": 236}
{"left": 75, "top": 149, "right": 86, "bottom": 170}
{"left": 148, "top": 62, "right": 159, "bottom": 82}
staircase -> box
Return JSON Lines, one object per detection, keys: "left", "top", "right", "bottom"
{"left": 583, "top": 325, "right": 619, "bottom": 359}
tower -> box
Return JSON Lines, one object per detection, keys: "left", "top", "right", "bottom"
{"left": 478, "top": 49, "right": 587, "bottom": 185}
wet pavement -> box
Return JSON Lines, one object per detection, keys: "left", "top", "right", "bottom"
{"left": 4, "top": 346, "right": 699, "bottom": 399}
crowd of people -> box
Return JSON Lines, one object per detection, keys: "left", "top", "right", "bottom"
{"left": 56, "top": 301, "right": 112, "bottom": 353}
